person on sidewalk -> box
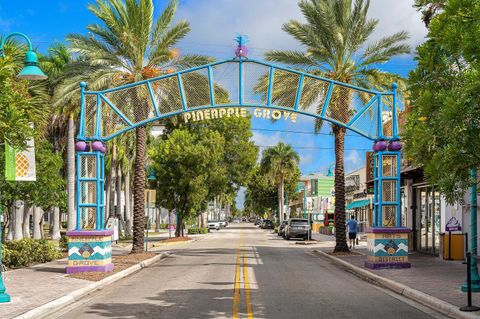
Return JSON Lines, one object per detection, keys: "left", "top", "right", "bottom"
{"left": 346, "top": 215, "right": 358, "bottom": 249}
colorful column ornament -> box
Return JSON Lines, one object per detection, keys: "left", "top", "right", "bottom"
{"left": 365, "top": 139, "right": 411, "bottom": 269}
{"left": 66, "top": 229, "right": 113, "bottom": 273}
{"left": 67, "top": 137, "right": 111, "bottom": 273}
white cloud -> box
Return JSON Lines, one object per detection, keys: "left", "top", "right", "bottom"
{"left": 251, "top": 131, "right": 283, "bottom": 147}
{"left": 368, "top": 1, "right": 428, "bottom": 48}
{"left": 177, "top": 0, "right": 427, "bottom": 58}
{"left": 345, "top": 149, "right": 365, "bottom": 173}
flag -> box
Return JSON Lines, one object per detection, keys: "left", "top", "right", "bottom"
{"left": 5, "top": 137, "right": 36, "bottom": 182}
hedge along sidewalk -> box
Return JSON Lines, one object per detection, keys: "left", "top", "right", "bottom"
{"left": 0, "top": 249, "right": 169, "bottom": 319}
{"left": 314, "top": 249, "right": 480, "bottom": 319}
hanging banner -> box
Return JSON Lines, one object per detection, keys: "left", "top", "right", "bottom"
{"left": 5, "top": 137, "right": 36, "bottom": 181}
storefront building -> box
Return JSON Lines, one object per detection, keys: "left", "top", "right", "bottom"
{"left": 288, "top": 173, "right": 335, "bottom": 232}
{"left": 345, "top": 167, "right": 373, "bottom": 234}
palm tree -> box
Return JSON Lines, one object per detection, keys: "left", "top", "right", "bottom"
{"left": 265, "top": 0, "right": 410, "bottom": 252}
{"left": 260, "top": 142, "right": 300, "bottom": 223}
{"left": 40, "top": 43, "right": 78, "bottom": 231}
{"left": 63, "top": 0, "right": 212, "bottom": 253}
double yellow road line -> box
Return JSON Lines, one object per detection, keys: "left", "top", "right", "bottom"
{"left": 233, "top": 233, "right": 253, "bottom": 319}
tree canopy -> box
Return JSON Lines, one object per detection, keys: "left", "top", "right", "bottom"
{"left": 150, "top": 116, "right": 258, "bottom": 236}
{"left": 404, "top": 0, "right": 480, "bottom": 203}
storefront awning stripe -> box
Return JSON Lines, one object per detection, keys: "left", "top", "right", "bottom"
{"left": 346, "top": 199, "right": 371, "bottom": 210}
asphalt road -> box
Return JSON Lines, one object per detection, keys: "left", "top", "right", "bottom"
{"left": 55, "top": 224, "right": 446, "bottom": 319}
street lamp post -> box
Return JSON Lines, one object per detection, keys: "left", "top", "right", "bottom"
{"left": 461, "top": 167, "right": 480, "bottom": 293}
{"left": 0, "top": 32, "right": 47, "bottom": 303}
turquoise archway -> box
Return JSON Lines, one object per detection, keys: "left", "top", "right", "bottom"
{"left": 68, "top": 54, "right": 407, "bottom": 274}
{"left": 77, "top": 58, "right": 399, "bottom": 142}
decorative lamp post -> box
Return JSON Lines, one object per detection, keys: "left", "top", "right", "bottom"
{"left": 0, "top": 33, "right": 48, "bottom": 80}
{"left": 0, "top": 32, "right": 47, "bottom": 303}
{"left": 461, "top": 169, "right": 480, "bottom": 293}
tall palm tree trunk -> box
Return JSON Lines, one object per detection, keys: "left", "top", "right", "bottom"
{"left": 109, "top": 144, "right": 117, "bottom": 218}
{"left": 67, "top": 115, "right": 76, "bottom": 230}
{"left": 13, "top": 200, "right": 24, "bottom": 240}
{"left": 279, "top": 176, "right": 285, "bottom": 223}
{"left": 33, "top": 206, "right": 42, "bottom": 240}
{"left": 116, "top": 165, "right": 124, "bottom": 237}
{"left": 23, "top": 203, "right": 31, "bottom": 238}
{"left": 116, "top": 165, "right": 123, "bottom": 220}
{"left": 132, "top": 126, "right": 147, "bottom": 253}
{"left": 105, "top": 174, "right": 111, "bottom": 222}
{"left": 51, "top": 207, "right": 61, "bottom": 240}
{"left": 125, "top": 167, "right": 132, "bottom": 236}
{"left": 333, "top": 126, "right": 349, "bottom": 252}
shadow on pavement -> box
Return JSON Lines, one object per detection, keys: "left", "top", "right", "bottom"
{"left": 81, "top": 288, "right": 262, "bottom": 319}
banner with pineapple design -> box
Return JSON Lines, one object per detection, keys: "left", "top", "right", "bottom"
{"left": 5, "top": 138, "right": 36, "bottom": 181}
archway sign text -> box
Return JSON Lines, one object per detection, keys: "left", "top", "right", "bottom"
{"left": 182, "top": 107, "right": 298, "bottom": 123}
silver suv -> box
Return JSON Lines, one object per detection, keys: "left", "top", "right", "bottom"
{"left": 284, "top": 218, "right": 311, "bottom": 240}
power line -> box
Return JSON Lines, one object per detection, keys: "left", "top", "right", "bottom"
{"left": 250, "top": 127, "right": 364, "bottom": 137}
{"left": 256, "top": 145, "right": 370, "bottom": 151}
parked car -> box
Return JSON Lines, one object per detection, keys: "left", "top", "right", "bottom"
{"left": 232, "top": 218, "right": 241, "bottom": 223}
{"left": 219, "top": 220, "right": 228, "bottom": 227}
{"left": 207, "top": 220, "right": 220, "bottom": 230}
{"left": 249, "top": 217, "right": 256, "bottom": 222}
{"left": 278, "top": 220, "right": 288, "bottom": 236}
{"left": 242, "top": 217, "right": 247, "bottom": 222}
{"left": 254, "top": 218, "right": 262, "bottom": 226}
{"left": 284, "top": 218, "right": 311, "bottom": 240}
{"left": 261, "top": 219, "right": 275, "bottom": 229}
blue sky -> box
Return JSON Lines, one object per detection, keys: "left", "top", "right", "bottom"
{"left": 0, "top": 0, "right": 428, "bottom": 207}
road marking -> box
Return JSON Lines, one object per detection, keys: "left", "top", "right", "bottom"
{"left": 233, "top": 233, "right": 242, "bottom": 319}
{"left": 242, "top": 249, "right": 254, "bottom": 319}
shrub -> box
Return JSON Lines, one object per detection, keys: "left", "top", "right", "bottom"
{"left": 59, "top": 235, "right": 68, "bottom": 252}
{"left": 188, "top": 227, "right": 208, "bottom": 235}
{"left": 159, "top": 223, "right": 169, "bottom": 229}
{"left": 2, "top": 238, "right": 62, "bottom": 269}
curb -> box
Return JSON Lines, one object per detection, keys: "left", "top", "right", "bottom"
{"left": 13, "top": 252, "right": 171, "bottom": 319}
{"left": 314, "top": 250, "right": 479, "bottom": 319}
{"left": 151, "top": 238, "right": 195, "bottom": 247}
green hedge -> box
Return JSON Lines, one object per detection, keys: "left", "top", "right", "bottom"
{"left": 59, "top": 235, "right": 68, "bottom": 252}
{"left": 188, "top": 227, "right": 209, "bottom": 235}
{"left": 2, "top": 238, "right": 62, "bottom": 269}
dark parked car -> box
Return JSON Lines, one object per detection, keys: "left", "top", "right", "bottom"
{"left": 284, "top": 218, "right": 311, "bottom": 240}
{"left": 261, "top": 219, "right": 275, "bottom": 229}
{"left": 277, "top": 220, "right": 288, "bottom": 236}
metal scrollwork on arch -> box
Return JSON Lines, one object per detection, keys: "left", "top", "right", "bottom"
{"left": 77, "top": 58, "right": 400, "bottom": 142}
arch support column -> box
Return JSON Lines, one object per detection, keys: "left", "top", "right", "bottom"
{"left": 366, "top": 146, "right": 411, "bottom": 269}
{"left": 66, "top": 147, "right": 113, "bottom": 274}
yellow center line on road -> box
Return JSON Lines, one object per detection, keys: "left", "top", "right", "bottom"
{"left": 242, "top": 249, "right": 254, "bottom": 319}
{"left": 233, "top": 232, "right": 242, "bottom": 319}
{"left": 233, "top": 228, "right": 254, "bottom": 319}
{"left": 233, "top": 251, "right": 241, "bottom": 318}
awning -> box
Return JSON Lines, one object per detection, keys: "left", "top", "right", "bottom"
{"left": 346, "top": 199, "right": 371, "bottom": 210}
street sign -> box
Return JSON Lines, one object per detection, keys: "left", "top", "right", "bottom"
{"left": 445, "top": 216, "right": 461, "bottom": 232}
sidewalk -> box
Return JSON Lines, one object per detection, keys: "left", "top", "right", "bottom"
{"left": 313, "top": 233, "right": 480, "bottom": 315}
{"left": 0, "top": 235, "right": 198, "bottom": 319}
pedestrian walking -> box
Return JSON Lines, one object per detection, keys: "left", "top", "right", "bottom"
{"left": 346, "top": 215, "right": 358, "bottom": 249}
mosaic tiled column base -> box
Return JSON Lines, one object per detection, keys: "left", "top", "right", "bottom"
{"left": 66, "top": 230, "right": 114, "bottom": 274}
{"left": 365, "top": 228, "right": 411, "bottom": 269}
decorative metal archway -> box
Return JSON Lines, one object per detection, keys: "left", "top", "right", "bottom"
{"left": 67, "top": 43, "right": 409, "bottom": 274}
